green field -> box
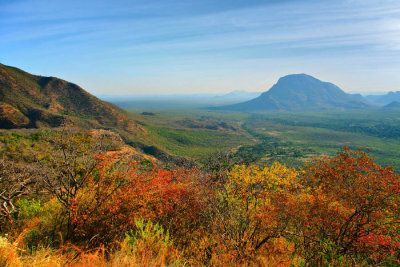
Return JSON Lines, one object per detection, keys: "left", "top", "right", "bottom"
{"left": 127, "top": 107, "right": 400, "bottom": 170}
{"left": 243, "top": 110, "right": 400, "bottom": 168}
{"left": 129, "top": 109, "right": 254, "bottom": 157}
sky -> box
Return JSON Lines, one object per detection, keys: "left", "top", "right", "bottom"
{"left": 1, "top": 0, "right": 400, "bottom": 95}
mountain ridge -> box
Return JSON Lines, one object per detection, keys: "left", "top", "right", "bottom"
{"left": 365, "top": 91, "right": 400, "bottom": 105}
{"left": 0, "top": 63, "right": 146, "bottom": 139}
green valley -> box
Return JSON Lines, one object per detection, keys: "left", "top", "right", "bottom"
{"left": 126, "top": 108, "right": 400, "bottom": 170}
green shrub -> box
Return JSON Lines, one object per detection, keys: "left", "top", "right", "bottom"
{"left": 125, "top": 218, "right": 172, "bottom": 252}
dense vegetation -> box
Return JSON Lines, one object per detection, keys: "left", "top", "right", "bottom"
{"left": 1, "top": 129, "right": 399, "bottom": 266}
{"left": 127, "top": 108, "right": 400, "bottom": 171}
{"left": 242, "top": 110, "right": 400, "bottom": 170}
{"left": 2, "top": 64, "right": 400, "bottom": 266}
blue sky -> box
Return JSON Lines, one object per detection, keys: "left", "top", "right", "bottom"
{"left": 1, "top": 0, "right": 400, "bottom": 95}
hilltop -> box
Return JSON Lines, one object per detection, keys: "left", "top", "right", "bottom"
{"left": 0, "top": 63, "right": 148, "bottom": 139}
{"left": 215, "top": 74, "right": 370, "bottom": 111}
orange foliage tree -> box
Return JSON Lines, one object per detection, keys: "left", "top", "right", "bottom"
{"left": 72, "top": 153, "right": 203, "bottom": 248}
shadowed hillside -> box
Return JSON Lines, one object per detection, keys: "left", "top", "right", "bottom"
{"left": 0, "top": 63, "right": 147, "bottom": 139}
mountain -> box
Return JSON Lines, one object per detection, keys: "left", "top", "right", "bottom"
{"left": 0, "top": 63, "right": 145, "bottom": 139}
{"left": 365, "top": 91, "right": 400, "bottom": 105}
{"left": 383, "top": 101, "right": 400, "bottom": 109}
{"left": 215, "top": 74, "right": 370, "bottom": 111}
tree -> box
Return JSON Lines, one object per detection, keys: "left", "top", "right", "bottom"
{"left": 35, "top": 127, "right": 123, "bottom": 239}
{"left": 202, "top": 162, "right": 299, "bottom": 264}
{"left": 71, "top": 153, "right": 203, "bottom": 248}
{"left": 0, "top": 159, "right": 35, "bottom": 221}
{"left": 289, "top": 148, "right": 400, "bottom": 264}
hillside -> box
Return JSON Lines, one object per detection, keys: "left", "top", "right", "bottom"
{"left": 215, "top": 74, "right": 370, "bottom": 111}
{"left": 0, "top": 63, "right": 232, "bottom": 164}
{"left": 383, "top": 101, "right": 400, "bottom": 109}
{"left": 0, "top": 63, "right": 148, "bottom": 140}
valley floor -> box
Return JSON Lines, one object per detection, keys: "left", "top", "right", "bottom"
{"left": 128, "top": 108, "right": 400, "bottom": 170}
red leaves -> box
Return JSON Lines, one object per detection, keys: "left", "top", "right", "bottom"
{"left": 73, "top": 153, "right": 203, "bottom": 247}
{"left": 48, "top": 148, "right": 400, "bottom": 264}
{"left": 357, "top": 234, "right": 400, "bottom": 262}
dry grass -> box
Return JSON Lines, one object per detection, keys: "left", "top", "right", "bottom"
{"left": 0, "top": 235, "right": 184, "bottom": 267}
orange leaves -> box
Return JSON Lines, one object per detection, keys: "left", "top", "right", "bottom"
{"left": 15, "top": 146, "right": 400, "bottom": 265}
{"left": 73, "top": 153, "right": 203, "bottom": 247}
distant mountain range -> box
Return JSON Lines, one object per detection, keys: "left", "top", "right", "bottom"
{"left": 99, "top": 90, "right": 261, "bottom": 102}
{"left": 215, "top": 74, "right": 370, "bottom": 111}
{"left": 98, "top": 76, "right": 400, "bottom": 112}
{"left": 1, "top": 62, "right": 398, "bottom": 129}
{"left": 0, "top": 63, "right": 145, "bottom": 140}
{"left": 99, "top": 90, "right": 262, "bottom": 110}
{"left": 364, "top": 92, "right": 400, "bottom": 105}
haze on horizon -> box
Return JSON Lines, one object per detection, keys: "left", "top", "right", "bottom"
{"left": 1, "top": 0, "right": 400, "bottom": 95}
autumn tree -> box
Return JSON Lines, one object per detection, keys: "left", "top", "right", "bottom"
{"left": 201, "top": 162, "right": 299, "bottom": 264}
{"left": 289, "top": 148, "right": 400, "bottom": 265}
{"left": 71, "top": 153, "right": 203, "bottom": 248}
{"left": 33, "top": 127, "right": 126, "bottom": 239}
